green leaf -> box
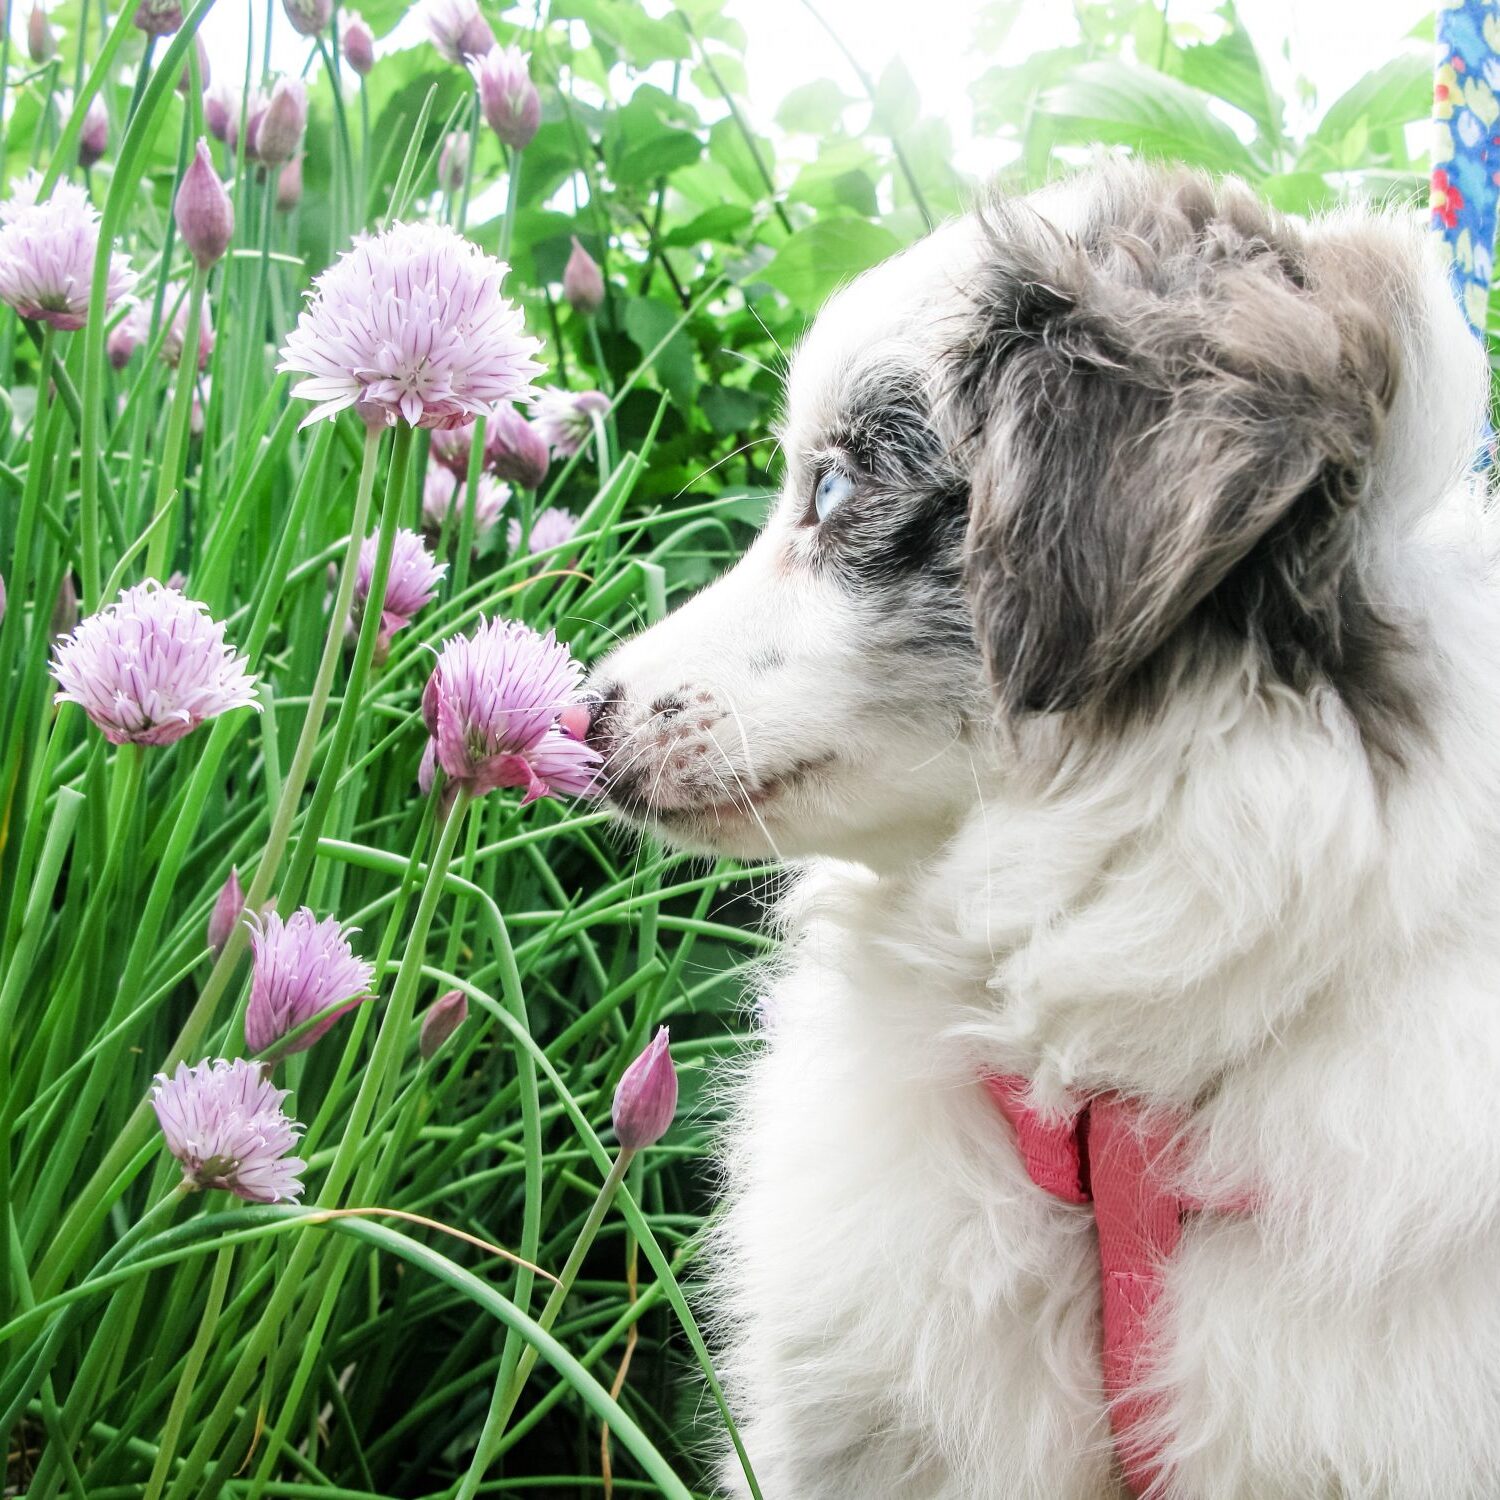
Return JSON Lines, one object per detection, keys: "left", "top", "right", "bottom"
{"left": 776, "top": 79, "right": 857, "bottom": 136}
{"left": 623, "top": 297, "right": 698, "bottom": 408}
{"left": 613, "top": 129, "right": 703, "bottom": 186}
{"left": 556, "top": 0, "right": 692, "bottom": 65}
{"left": 1170, "top": 2, "right": 1286, "bottom": 151}
{"left": 872, "top": 58, "right": 921, "bottom": 137}
{"left": 1299, "top": 50, "right": 1430, "bottom": 169}
{"left": 700, "top": 386, "right": 769, "bottom": 435}
{"left": 969, "top": 46, "right": 1087, "bottom": 136}
{"left": 660, "top": 204, "right": 755, "bottom": 248}
{"left": 1033, "top": 58, "right": 1263, "bottom": 177}
{"left": 708, "top": 116, "right": 773, "bottom": 203}
{"left": 758, "top": 219, "right": 902, "bottom": 312}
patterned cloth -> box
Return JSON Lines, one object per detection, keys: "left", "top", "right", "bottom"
{"left": 1432, "top": 0, "right": 1500, "bottom": 337}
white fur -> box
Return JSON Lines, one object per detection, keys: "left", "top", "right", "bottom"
{"left": 592, "top": 188, "right": 1500, "bottom": 1497}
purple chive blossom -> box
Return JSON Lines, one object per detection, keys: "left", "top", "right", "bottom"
{"left": 562, "top": 237, "right": 604, "bottom": 315}
{"left": 422, "top": 465, "right": 508, "bottom": 546}
{"left": 420, "top": 618, "right": 600, "bottom": 804}
{"left": 254, "top": 77, "right": 307, "bottom": 168}
{"left": 438, "top": 130, "right": 470, "bottom": 194}
{"left": 207, "top": 866, "right": 245, "bottom": 956}
{"left": 27, "top": 2, "right": 55, "bottom": 62}
{"left": 140, "top": 281, "right": 215, "bottom": 369}
{"left": 176, "top": 33, "right": 210, "bottom": 94}
{"left": 423, "top": 0, "right": 494, "bottom": 65}
{"left": 471, "top": 45, "right": 540, "bottom": 150}
{"left": 531, "top": 387, "right": 610, "bottom": 459}
{"left": 174, "top": 139, "right": 234, "bottom": 270}
{"left": 107, "top": 310, "right": 138, "bottom": 368}
{"left": 0, "top": 573, "right": 7, "bottom": 628}
{"left": 353, "top": 527, "right": 446, "bottom": 651}
{"left": 79, "top": 94, "right": 108, "bottom": 170}
{"left": 508, "top": 506, "right": 579, "bottom": 557}
{"left": 133, "top": 0, "right": 182, "bottom": 34}
{"left": 245, "top": 908, "right": 376, "bottom": 1061}
{"left": 612, "top": 1027, "right": 678, "bottom": 1150}
{"left": 277, "top": 221, "right": 543, "bottom": 430}
{"left": 342, "top": 11, "right": 375, "bottom": 74}
{"left": 281, "top": 0, "right": 331, "bottom": 35}
{"left": 487, "top": 405, "right": 550, "bottom": 489}
{"left": 51, "top": 580, "right": 259, "bottom": 747}
{"left": 275, "top": 155, "right": 303, "bottom": 213}
{"left": 420, "top": 989, "right": 468, "bottom": 1060}
{"left": 151, "top": 1058, "right": 305, "bottom": 1202}
{"left": 0, "top": 173, "right": 135, "bottom": 331}
{"left": 204, "top": 84, "right": 233, "bottom": 143}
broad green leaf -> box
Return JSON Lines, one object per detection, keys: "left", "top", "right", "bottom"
{"left": 969, "top": 46, "right": 1087, "bottom": 136}
{"left": 872, "top": 58, "right": 921, "bottom": 137}
{"left": 758, "top": 218, "right": 902, "bottom": 312}
{"left": 556, "top": 0, "right": 692, "bottom": 65}
{"left": 700, "top": 386, "right": 769, "bottom": 435}
{"left": 660, "top": 204, "right": 755, "bottom": 247}
{"left": 1033, "top": 58, "right": 1263, "bottom": 177}
{"left": 1170, "top": 1, "right": 1287, "bottom": 153}
{"left": 1299, "top": 50, "right": 1430, "bottom": 169}
{"left": 776, "top": 79, "right": 857, "bottom": 136}
{"left": 708, "top": 116, "right": 774, "bottom": 203}
{"left": 623, "top": 297, "right": 698, "bottom": 407}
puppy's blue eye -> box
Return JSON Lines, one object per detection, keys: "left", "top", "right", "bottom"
{"left": 813, "top": 469, "right": 854, "bottom": 523}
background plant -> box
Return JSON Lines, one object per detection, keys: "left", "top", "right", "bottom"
{"left": 0, "top": 1, "right": 1456, "bottom": 1495}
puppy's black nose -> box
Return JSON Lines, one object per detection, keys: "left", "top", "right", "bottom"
{"left": 581, "top": 683, "right": 618, "bottom": 751}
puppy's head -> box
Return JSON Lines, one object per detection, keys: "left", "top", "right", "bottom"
{"left": 587, "top": 162, "right": 1482, "bottom": 865}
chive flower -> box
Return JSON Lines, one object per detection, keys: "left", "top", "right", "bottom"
{"left": 508, "top": 506, "right": 578, "bottom": 557}
{"left": 420, "top": 989, "right": 468, "bottom": 1060}
{"left": 151, "top": 1058, "right": 305, "bottom": 1202}
{"left": 207, "top": 866, "right": 245, "bottom": 957}
{"left": 423, "top": 0, "right": 494, "bottom": 65}
{"left": 531, "top": 387, "right": 610, "bottom": 458}
{"left": 174, "top": 139, "right": 234, "bottom": 270}
{"left": 342, "top": 11, "right": 375, "bottom": 74}
{"left": 79, "top": 94, "right": 108, "bottom": 170}
{"left": 141, "top": 280, "right": 215, "bottom": 369}
{"left": 353, "top": 527, "right": 446, "bottom": 653}
{"left": 471, "top": 44, "right": 540, "bottom": 150}
{"left": 562, "top": 237, "right": 604, "bottom": 315}
{"left": 282, "top": 0, "right": 331, "bottom": 36}
{"left": 421, "top": 465, "right": 507, "bottom": 547}
{"left": 277, "top": 221, "right": 543, "bottom": 429}
{"left": 245, "top": 909, "right": 376, "bottom": 1061}
{"left": 133, "top": 0, "right": 182, "bottom": 34}
{"left": 612, "top": 1028, "right": 678, "bottom": 1150}
{"left": 439, "top": 130, "right": 470, "bottom": 194}
{"left": 254, "top": 77, "right": 307, "bottom": 168}
{"left": 0, "top": 173, "right": 135, "bottom": 331}
{"left": 51, "top": 580, "right": 259, "bottom": 747}
{"left": 487, "top": 405, "right": 550, "bottom": 489}
{"left": 419, "top": 618, "right": 600, "bottom": 804}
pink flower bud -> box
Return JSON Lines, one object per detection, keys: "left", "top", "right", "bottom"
{"left": 255, "top": 77, "right": 307, "bottom": 168}
{"left": 281, "top": 0, "right": 331, "bottom": 36}
{"left": 472, "top": 46, "right": 540, "bottom": 151}
{"left": 0, "top": 573, "right": 7, "bottom": 628}
{"left": 486, "top": 405, "right": 549, "bottom": 489}
{"left": 562, "top": 236, "right": 604, "bottom": 315}
{"left": 204, "top": 89, "right": 232, "bottom": 143}
{"left": 342, "top": 12, "right": 375, "bottom": 75}
{"left": 611, "top": 1027, "right": 677, "bottom": 1150}
{"left": 27, "top": 2, "right": 55, "bottom": 63}
{"left": 133, "top": 0, "right": 182, "bottom": 36}
{"left": 420, "top": 989, "right": 468, "bottom": 1060}
{"left": 438, "top": 131, "right": 469, "bottom": 194}
{"left": 79, "top": 95, "right": 108, "bottom": 170}
{"left": 175, "top": 139, "right": 234, "bottom": 270}
{"left": 275, "top": 154, "right": 303, "bottom": 212}
{"left": 177, "top": 33, "right": 210, "bottom": 94}
{"left": 51, "top": 571, "right": 78, "bottom": 639}
{"left": 107, "top": 312, "right": 138, "bottom": 369}
{"left": 207, "top": 866, "right": 245, "bottom": 956}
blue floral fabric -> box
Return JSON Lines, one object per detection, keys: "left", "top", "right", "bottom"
{"left": 1432, "top": 0, "right": 1500, "bottom": 336}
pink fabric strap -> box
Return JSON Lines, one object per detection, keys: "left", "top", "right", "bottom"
{"left": 982, "top": 1075, "right": 1198, "bottom": 1497}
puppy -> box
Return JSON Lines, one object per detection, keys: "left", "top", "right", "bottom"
{"left": 587, "top": 161, "right": 1500, "bottom": 1498}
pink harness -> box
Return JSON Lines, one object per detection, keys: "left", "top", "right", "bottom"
{"left": 984, "top": 1076, "right": 1247, "bottom": 1497}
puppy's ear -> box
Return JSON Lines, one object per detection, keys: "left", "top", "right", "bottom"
{"left": 949, "top": 168, "right": 1399, "bottom": 716}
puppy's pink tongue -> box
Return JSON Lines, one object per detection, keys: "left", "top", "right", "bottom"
{"left": 558, "top": 703, "right": 591, "bottom": 741}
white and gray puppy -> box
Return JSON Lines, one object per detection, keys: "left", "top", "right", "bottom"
{"left": 585, "top": 161, "right": 1500, "bottom": 1498}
